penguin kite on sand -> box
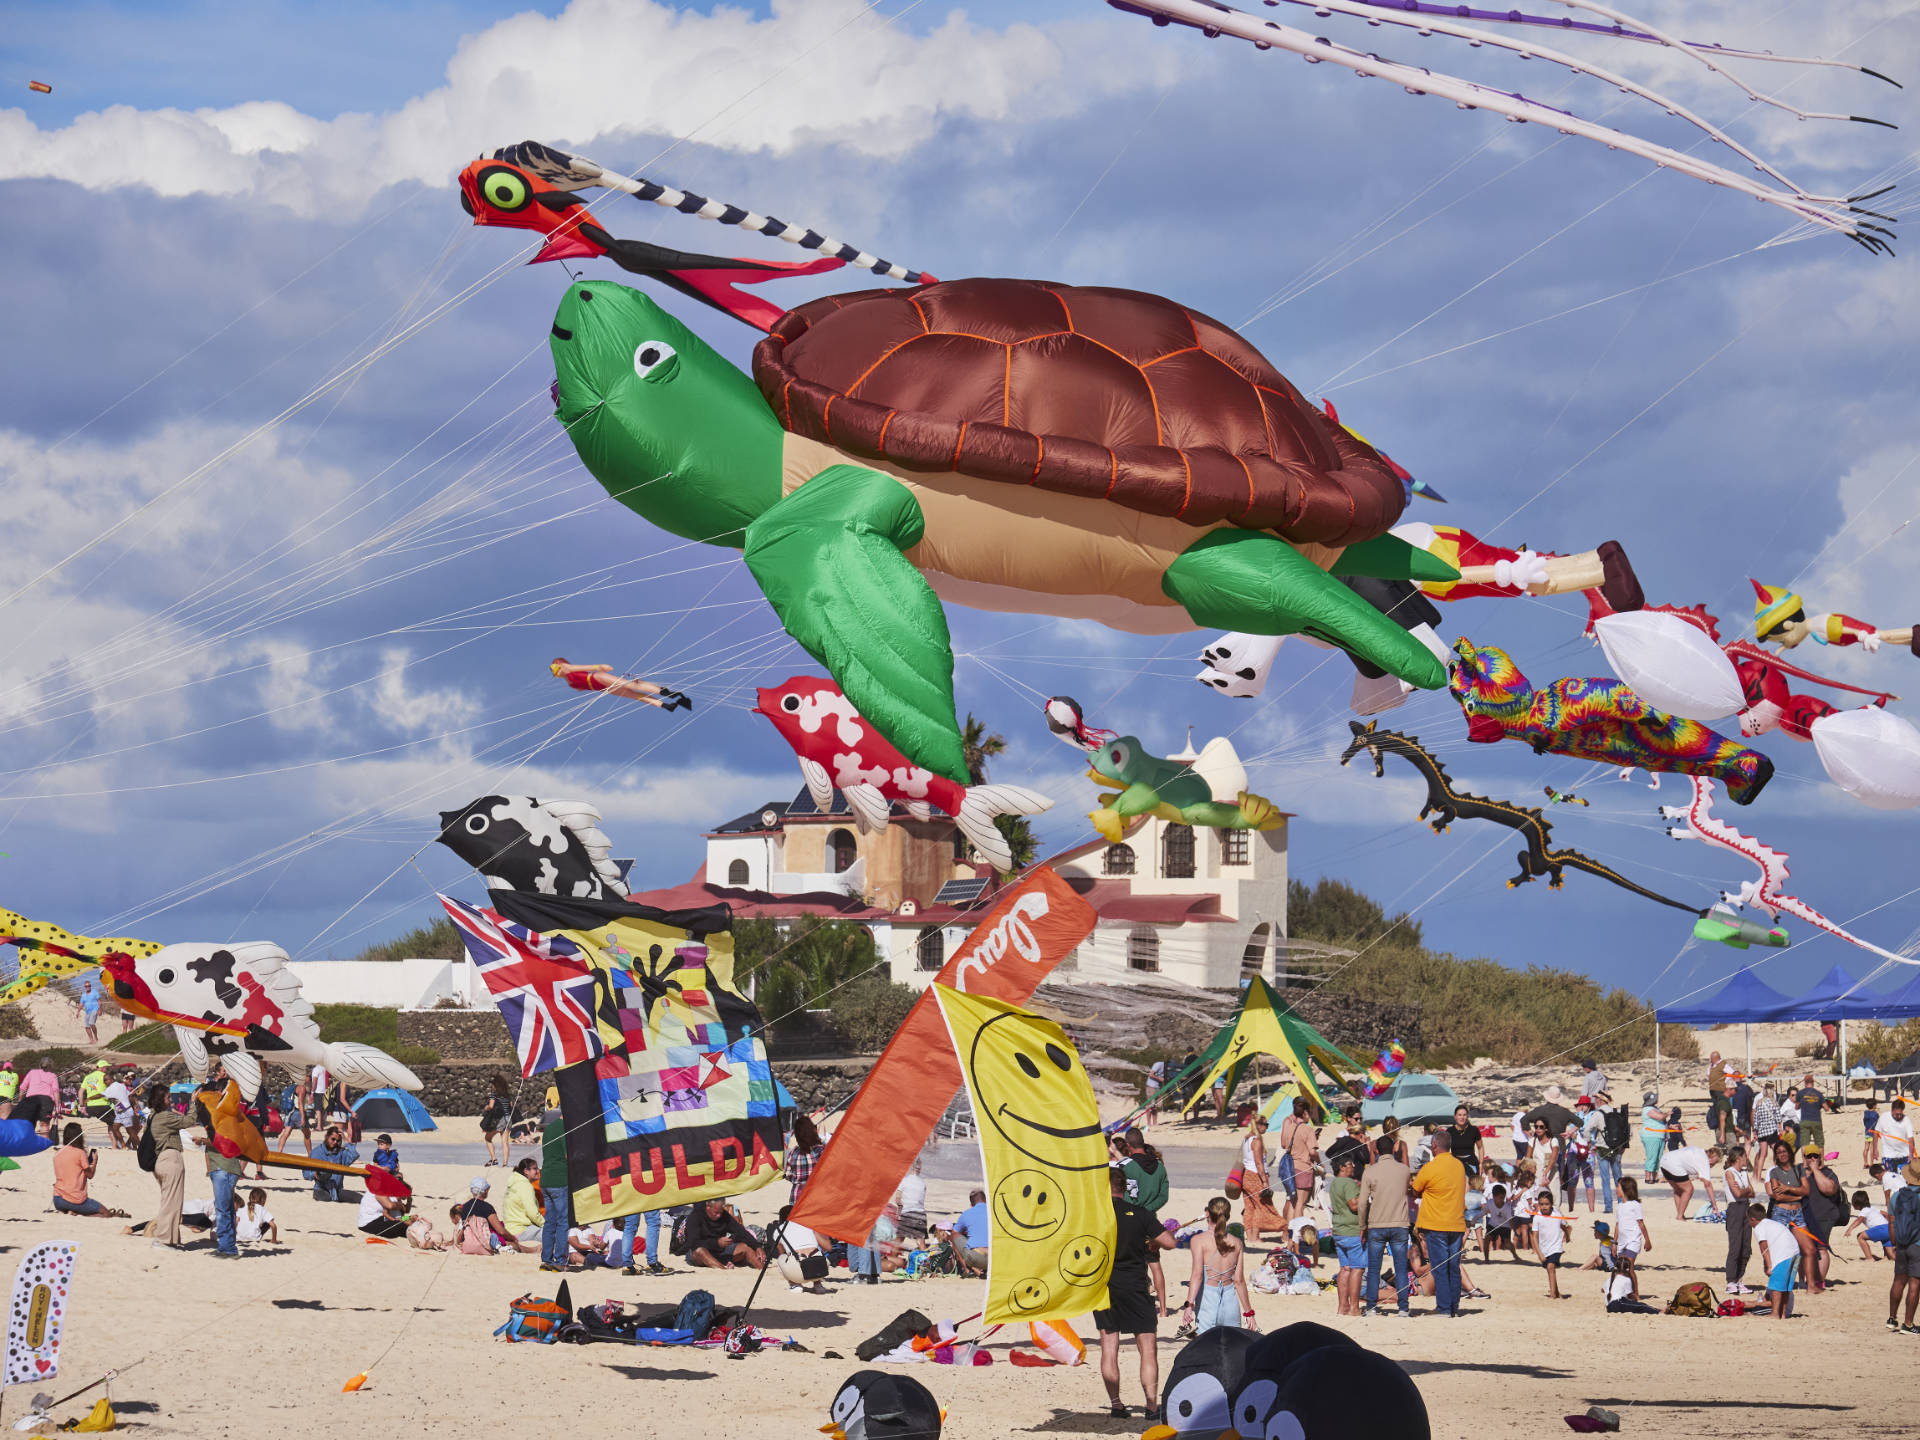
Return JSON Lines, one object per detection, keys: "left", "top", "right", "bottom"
{"left": 822, "top": 1372, "right": 942, "bottom": 1440}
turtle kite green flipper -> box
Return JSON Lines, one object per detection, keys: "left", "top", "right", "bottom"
{"left": 1329, "top": 532, "right": 1461, "bottom": 585}
{"left": 743, "top": 464, "right": 969, "bottom": 783}
{"left": 1164, "top": 529, "right": 1448, "bottom": 691}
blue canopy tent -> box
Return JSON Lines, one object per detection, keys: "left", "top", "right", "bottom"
{"left": 1653, "top": 969, "right": 1800, "bottom": 1078}
{"left": 1655, "top": 969, "right": 1798, "bottom": 1025}
{"left": 352, "top": 1088, "right": 436, "bottom": 1133}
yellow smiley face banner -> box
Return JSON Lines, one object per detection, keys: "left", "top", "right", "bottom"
{"left": 932, "top": 984, "right": 1113, "bottom": 1325}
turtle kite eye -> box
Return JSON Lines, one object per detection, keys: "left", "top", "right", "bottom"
{"left": 476, "top": 166, "right": 530, "bottom": 212}
{"left": 633, "top": 341, "right": 678, "bottom": 381}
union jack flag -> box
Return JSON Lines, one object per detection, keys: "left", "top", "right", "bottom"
{"left": 441, "top": 896, "right": 604, "bottom": 1076}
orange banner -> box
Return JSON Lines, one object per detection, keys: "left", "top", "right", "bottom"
{"left": 789, "top": 866, "right": 1096, "bottom": 1243}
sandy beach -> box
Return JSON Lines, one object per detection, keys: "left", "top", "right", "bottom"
{"left": 4, "top": 1043, "right": 1910, "bottom": 1440}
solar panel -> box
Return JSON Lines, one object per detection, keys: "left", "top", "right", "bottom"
{"left": 933, "top": 877, "right": 989, "bottom": 906}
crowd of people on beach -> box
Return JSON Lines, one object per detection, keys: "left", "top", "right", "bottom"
{"left": 7, "top": 1025, "right": 1918, "bottom": 1429}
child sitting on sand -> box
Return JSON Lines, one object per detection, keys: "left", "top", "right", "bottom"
{"left": 236, "top": 1188, "right": 278, "bottom": 1245}
{"left": 1580, "top": 1220, "right": 1616, "bottom": 1275}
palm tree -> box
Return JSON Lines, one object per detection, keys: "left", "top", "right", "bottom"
{"left": 959, "top": 713, "right": 1035, "bottom": 872}
{"left": 961, "top": 713, "right": 1005, "bottom": 787}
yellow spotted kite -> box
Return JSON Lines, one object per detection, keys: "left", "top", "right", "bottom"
{"left": 933, "top": 985, "right": 1113, "bottom": 1325}
{"left": 0, "top": 906, "right": 160, "bottom": 1007}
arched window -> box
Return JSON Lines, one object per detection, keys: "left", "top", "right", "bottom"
{"left": 828, "top": 828, "right": 857, "bottom": 874}
{"left": 1128, "top": 926, "right": 1160, "bottom": 973}
{"left": 917, "top": 929, "right": 946, "bottom": 972}
{"left": 727, "top": 858, "right": 750, "bottom": 887}
{"left": 1103, "top": 844, "right": 1136, "bottom": 876}
{"left": 1240, "top": 922, "right": 1271, "bottom": 980}
{"left": 1163, "top": 824, "right": 1196, "bottom": 879}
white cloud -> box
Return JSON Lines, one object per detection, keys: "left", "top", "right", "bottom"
{"left": 365, "top": 646, "right": 481, "bottom": 736}
{"left": 0, "top": 0, "right": 1178, "bottom": 216}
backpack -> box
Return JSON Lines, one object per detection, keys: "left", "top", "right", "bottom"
{"left": 1891, "top": 1187, "right": 1920, "bottom": 1248}
{"left": 136, "top": 1117, "right": 158, "bottom": 1174}
{"left": 459, "top": 1214, "right": 495, "bottom": 1255}
{"left": 495, "top": 1293, "right": 570, "bottom": 1344}
{"left": 1666, "top": 1281, "right": 1718, "bottom": 1317}
{"left": 1602, "top": 1107, "right": 1630, "bottom": 1153}
{"left": 669, "top": 1214, "right": 690, "bottom": 1256}
{"left": 673, "top": 1288, "right": 715, "bottom": 1341}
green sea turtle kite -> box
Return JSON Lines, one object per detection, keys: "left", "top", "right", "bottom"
{"left": 549, "top": 277, "right": 1456, "bottom": 780}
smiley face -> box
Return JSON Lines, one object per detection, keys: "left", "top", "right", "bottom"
{"left": 1056, "top": 1233, "right": 1110, "bottom": 1288}
{"left": 968, "top": 1011, "right": 1107, "bottom": 1172}
{"left": 1007, "top": 1276, "right": 1052, "bottom": 1314}
{"left": 993, "top": 1170, "right": 1065, "bottom": 1242}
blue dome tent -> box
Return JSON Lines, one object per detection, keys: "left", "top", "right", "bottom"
{"left": 352, "top": 1088, "right": 437, "bottom": 1133}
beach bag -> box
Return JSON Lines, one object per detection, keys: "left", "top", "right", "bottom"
{"left": 459, "top": 1214, "right": 495, "bottom": 1255}
{"left": 495, "top": 1294, "right": 569, "bottom": 1343}
{"left": 1716, "top": 1298, "right": 1747, "bottom": 1317}
{"left": 674, "top": 1288, "right": 715, "bottom": 1340}
{"left": 1224, "top": 1166, "right": 1244, "bottom": 1201}
{"left": 136, "top": 1117, "right": 158, "bottom": 1174}
{"left": 1665, "top": 1282, "right": 1718, "bottom": 1317}
{"left": 669, "top": 1213, "right": 690, "bottom": 1256}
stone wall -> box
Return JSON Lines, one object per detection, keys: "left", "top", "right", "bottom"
{"left": 398, "top": 1008, "right": 515, "bottom": 1062}
{"left": 411, "top": 1062, "right": 546, "bottom": 1118}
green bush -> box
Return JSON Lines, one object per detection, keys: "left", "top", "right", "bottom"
{"left": 0, "top": 1006, "right": 39, "bottom": 1041}
{"left": 738, "top": 915, "right": 917, "bottom": 1053}
{"left": 1294, "top": 878, "right": 1697, "bottom": 1066}
{"left": 347, "top": 919, "right": 463, "bottom": 964}
{"left": 1848, "top": 1018, "right": 1920, "bottom": 1073}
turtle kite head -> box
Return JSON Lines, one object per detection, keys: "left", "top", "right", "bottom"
{"left": 549, "top": 280, "right": 784, "bottom": 547}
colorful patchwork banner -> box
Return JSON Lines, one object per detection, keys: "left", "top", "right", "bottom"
{"left": 478, "top": 890, "right": 784, "bottom": 1224}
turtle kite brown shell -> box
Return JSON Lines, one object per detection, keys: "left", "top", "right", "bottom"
{"left": 751, "top": 277, "right": 1407, "bottom": 547}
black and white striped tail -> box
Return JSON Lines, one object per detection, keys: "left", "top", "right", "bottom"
{"left": 491, "top": 140, "right": 933, "bottom": 284}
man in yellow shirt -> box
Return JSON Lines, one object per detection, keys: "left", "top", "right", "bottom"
{"left": 78, "top": 1062, "right": 110, "bottom": 1121}
{"left": 1412, "top": 1148, "right": 1468, "bottom": 1318}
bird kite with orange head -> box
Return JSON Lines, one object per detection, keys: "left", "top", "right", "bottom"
{"left": 459, "top": 140, "right": 933, "bottom": 333}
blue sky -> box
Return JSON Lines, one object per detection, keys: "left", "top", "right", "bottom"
{"left": 1, "top": 0, "right": 1916, "bottom": 1011}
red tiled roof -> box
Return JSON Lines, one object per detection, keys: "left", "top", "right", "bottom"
{"left": 625, "top": 870, "right": 891, "bottom": 922}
